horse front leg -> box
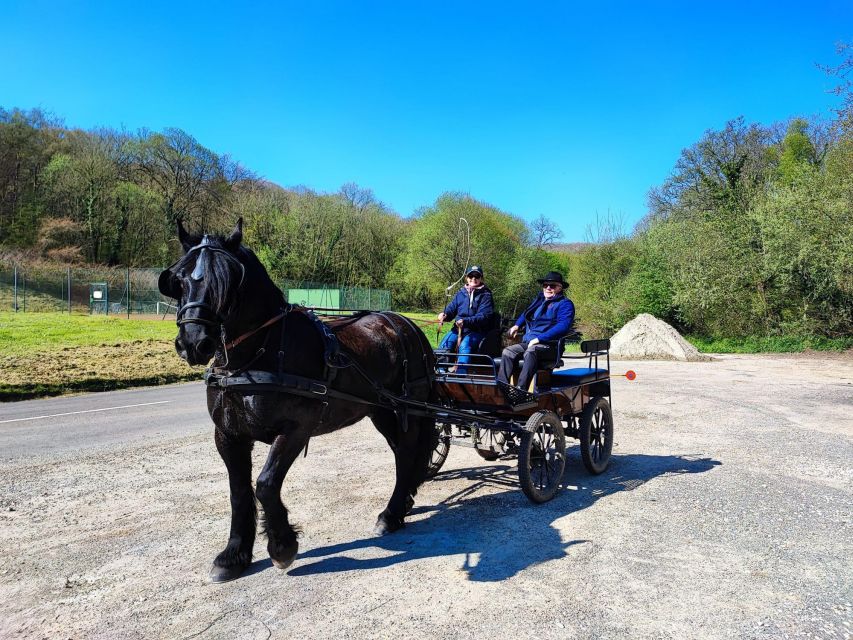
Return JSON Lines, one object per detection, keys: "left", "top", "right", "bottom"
{"left": 255, "top": 430, "right": 309, "bottom": 570}
{"left": 210, "top": 429, "right": 256, "bottom": 583}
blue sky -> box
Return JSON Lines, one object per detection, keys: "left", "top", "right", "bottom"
{"left": 2, "top": 1, "right": 850, "bottom": 241}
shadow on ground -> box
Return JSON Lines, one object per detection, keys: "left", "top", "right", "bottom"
{"left": 287, "top": 453, "right": 721, "bottom": 582}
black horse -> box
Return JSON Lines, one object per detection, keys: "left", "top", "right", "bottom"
{"left": 158, "top": 219, "right": 437, "bottom": 582}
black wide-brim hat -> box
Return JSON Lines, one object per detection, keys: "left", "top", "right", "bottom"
{"left": 536, "top": 271, "right": 567, "bottom": 285}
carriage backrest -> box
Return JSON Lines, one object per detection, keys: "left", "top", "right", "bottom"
{"left": 477, "top": 313, "right": 504, "bottom": 357}
{"left": 581, "top": 338, "right": 610, "bottom": 354}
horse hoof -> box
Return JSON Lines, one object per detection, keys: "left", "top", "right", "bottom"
{"left": 373, "top": 516, "right": 404, "bottom": 536}
{"left": 272, "top": 557, "right": 294, "bottom": 570}
{"left": 208, "top": 563, "right": 248, "bottom": 583}
{"left": 270, "top": 540, "right": 299, "bottom": 570}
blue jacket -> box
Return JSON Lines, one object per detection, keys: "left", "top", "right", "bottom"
{"left": 515, "top": 292, "right": 575, "bottom": 343}
{"left": 443, "top": 285, "right": 495, "bottom": 334}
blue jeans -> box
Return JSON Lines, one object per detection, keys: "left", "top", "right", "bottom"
{"left": 438, "top": 329, "right": 486, "bottom": 375}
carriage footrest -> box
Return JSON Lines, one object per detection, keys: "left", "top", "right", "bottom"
{"left": 497, "top": 381, "right": 538, "bottom": 411}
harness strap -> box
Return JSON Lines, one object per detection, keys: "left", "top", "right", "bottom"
{"left": 303, "top": 308, "right": 344, "bottom": 382}
{"left": 225, "top": 311, "right": 286, "bottom": 351}
{"left": 208, "top": 310, "right": 434, "bottom": 421}
{"left": 375, "top": 312, "right": 410, "bottom": 398}
{"left": 204, "top": 368, "right": 384, "bottom": 407}
{"left": 383, "top": 312, "right": 435, "bottom": 390}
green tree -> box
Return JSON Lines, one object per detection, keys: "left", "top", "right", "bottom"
{"left": 777, "top": 119, "right": 819, "bottom": 184}
{"left": 0, "top": 108, "right": 65, "bottom": 245}
{"left": 395, "top": 193, "right": 529, "bottom": 315}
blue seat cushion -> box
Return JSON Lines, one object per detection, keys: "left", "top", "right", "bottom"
{"left": 551, "top": 367, "right": 608, "bottom": 387}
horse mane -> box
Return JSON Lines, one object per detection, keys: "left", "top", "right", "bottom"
{"left": 174, "top": 232, "right": 286, "bottom": 315}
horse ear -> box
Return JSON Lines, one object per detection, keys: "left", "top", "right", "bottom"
{"left": 225, "top": 217, "right": 243, "bottom": 251}
{"left": 158, "top": 269, "right": 181, "bottom": 299}
{"left": 177, "top": 219, "right": 192, "bottom": 252}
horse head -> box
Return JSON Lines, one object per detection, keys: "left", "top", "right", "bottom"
{"left": 158, "top": 218, "right": 246, "bottom": 365}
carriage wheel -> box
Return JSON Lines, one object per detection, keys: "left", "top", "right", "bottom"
{"left": 579, "top": 396, "right": 613, "bottom": 475}
{"left": 472, "top": 427, "right": 506, "bottom": 461}
{"left": 518, "top": 410, "right": 566, "bottom": 503}
{"left": 425, "top": 422, "right": 451, "bottom": 479}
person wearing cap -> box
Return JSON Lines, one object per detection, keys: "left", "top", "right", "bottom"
{"left": 436, "top": 265, "right": 495, "bottom": 374}
{"left": 497, "top": 271, "right": 575, "bottom": 390}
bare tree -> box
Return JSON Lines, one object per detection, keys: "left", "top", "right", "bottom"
{"left": 819, "top": 41, "right": 853, "bottom": 130}
{"left": 530, "top": 214, "right": 562, "bottom": 249}
{"left": 339, "top": 182, "right": 377, "bottom": 213}
{"left": 584, "top": 210, "right": 627, "bottom": 244}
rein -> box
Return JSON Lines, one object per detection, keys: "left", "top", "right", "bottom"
{"left": 223, "top": 311, "right": 286, "bottom": 351}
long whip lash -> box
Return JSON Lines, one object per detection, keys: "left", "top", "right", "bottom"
{"left": 444, "top": 217, "right": 471, "bottom": 298}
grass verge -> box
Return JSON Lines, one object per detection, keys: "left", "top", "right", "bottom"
{"left": 0, "top": 311, "right": 445, "bottom": 401}
{"left": 686, "top": 334, "right": 853, "bottom": 353}
{"left": 0, "top": 312, "right": 200, "bottom": 401}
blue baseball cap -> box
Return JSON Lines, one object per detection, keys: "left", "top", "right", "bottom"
{"left": 466, "top": 265, "right": 483, "bottom": 277}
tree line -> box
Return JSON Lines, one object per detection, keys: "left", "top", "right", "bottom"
{"left": 565, "top": 45, "right": 852, "bottom": 340}
{"left": 0, "top": 109, "right": 568, "bottom": 321}
{"left": 1, "top": 45, "right": 850, "bottom": 339}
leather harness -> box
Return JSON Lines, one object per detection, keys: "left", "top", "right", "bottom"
{"left": 166, "top": 240, "right": 435, "bottom": 438}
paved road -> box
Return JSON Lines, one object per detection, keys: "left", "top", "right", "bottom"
{"left": 0, "top": 383, "right": 209, "bottom": 458}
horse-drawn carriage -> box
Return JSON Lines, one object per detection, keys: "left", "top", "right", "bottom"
{"left": 159, "top": 219, "right": 623, "bottom": 581}
{"left": 424, "top": 336, "right": 614, "bottom": 503}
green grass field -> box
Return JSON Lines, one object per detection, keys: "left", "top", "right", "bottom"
{"left": 0, "top": 311, "right": 448, "bottom": 400}
{"left": 0, "top": 312, "right": 194, "bottom": 400}
{"left": 0, "top": 312, "right": 177, "bottom": 357}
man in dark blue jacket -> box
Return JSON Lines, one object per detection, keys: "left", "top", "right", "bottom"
{"left": 436, "top": 265, "right": 495, "bottom": 374}
{"left": 497, "top": 271, "right": 574, "bottom": 389}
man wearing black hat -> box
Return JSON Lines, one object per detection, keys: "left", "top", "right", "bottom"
{"left": 497, "top": 271, "right": 575, "bottom": 390}
{"left": 436, "top": 265, "right": 495, "bottom": 374}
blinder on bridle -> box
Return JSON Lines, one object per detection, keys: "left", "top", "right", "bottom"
{"left": 158, "top": 235, "right": 246, "bottom": 330}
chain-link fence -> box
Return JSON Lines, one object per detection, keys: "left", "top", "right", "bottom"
{"left": 0, "top": 265, "right": 391, "bottom": 315}
{"left": 0, "top": 263, "right": 176, "bottom": 316}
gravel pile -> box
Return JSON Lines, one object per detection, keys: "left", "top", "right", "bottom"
{"left": 609, "top": 313, "right": 712, "bottom": 361}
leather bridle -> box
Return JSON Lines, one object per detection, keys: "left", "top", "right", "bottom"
{"left": 170, "top": 238, "right": 246, "bottom": 331}
{"left": 165, "top": 238, "right": 287, "bottom": 363}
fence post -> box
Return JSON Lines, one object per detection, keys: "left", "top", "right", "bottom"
{"left": 126, "top": 267, "right": 131, "bottom": 319}
{"left": 67, "top": 267, "right": 71, "bottom": 314}
{"left": 13, "top": 265, "right": 17, "bottom": 312}
{"left": 22, "top": 273, "right": 26, "bottom": 312}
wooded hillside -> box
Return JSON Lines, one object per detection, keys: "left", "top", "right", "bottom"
{"left": 1, "top": 46, "right": 851, "bottom": 340}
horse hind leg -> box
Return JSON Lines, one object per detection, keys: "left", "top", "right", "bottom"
{"left": 210, "top": 431, "right": 257, "bottom": 583}
{"left": 255, "top": 431, "right": 308, "bottom": 570}
{"left": 407, "top": 415, "right": 439, "bottom": 501}
{"left": 371, "top": 409, "right": 426, "bottom": 535}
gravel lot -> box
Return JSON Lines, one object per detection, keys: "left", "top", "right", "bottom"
{"left": 1, "top": 354, "right": 851, "bottom": 639}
